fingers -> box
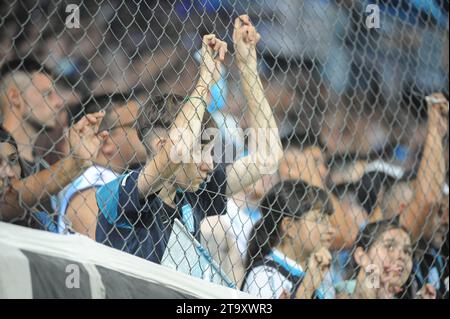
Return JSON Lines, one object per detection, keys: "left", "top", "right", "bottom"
{"left": 203, "top": 34, "right": 217, "bottom": 44}
{"left": 203, "top": 34, "right": 227, "bottom": 62}
{"left": 238, "top": 14, "right": 251, "bottom": 26}
{"left": 426, "top": 93, "right": 449, "bottom": 113}
{"left": 218, "top": 45, "right": 226, "bottom": 61}
{"left": 314, "top": 248, "right": 332, "bottom": 271}
{"left": 279, "top": 290, "right": 291, "bottom": 300}
{"left": 417, "top": 284, "right": 436, "bottom": 299}
{"left": 234, "top": 15, "right": 259, "bottom": 44}
{"left": 424, "top": 284, "right": 437, "bottom": 299}
{"left": 73, "top": 111, "right": 105, "bottom": 132}
{"left": 98, "top": 130, "right": 109, "bottom": 141}
{"left": 315, "top": 253, "right": 323, "bottom": 264}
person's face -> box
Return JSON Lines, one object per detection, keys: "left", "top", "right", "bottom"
{"left": 359, "top": 228, "right": 413, "bottom": 289}
{"left": 22, "top": 73, "right": 64, "bottom": 129}
{"left": 106, "top": 101, "right": 147, "bottom": 170}
{"left": 284, "top": 209, "right": 336, "bottom": 256}
{"left": 174, "top": 144, "right": 214, "bottom": 192}
{"left": 0, "top": 140, "right": 24, "bottom": 221}
{"left": 0, "top": 142, "right": 21, "bottom": 189}
{"left": 279, "top": 146, "right": 328, "bottom": 184}
{"left": 424, "top": 197, "right": 449, "bottom": 249}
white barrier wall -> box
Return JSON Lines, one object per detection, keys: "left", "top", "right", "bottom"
{"left": 0, "top": 222, "right": 254, "bottom": 299}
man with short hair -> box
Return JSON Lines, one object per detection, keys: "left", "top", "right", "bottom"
{"left": 0, "top": 58, "right": 64, "bottom": 176}
{"left": 1, "top": 58, "right": 67, "bottom": 229}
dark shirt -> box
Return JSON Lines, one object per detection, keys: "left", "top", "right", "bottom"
{"left": 95, "top": 164, "right": 228, "bottom": 263}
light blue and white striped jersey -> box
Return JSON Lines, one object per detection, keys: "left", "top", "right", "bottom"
{"left": 52, "top": 165, "right": 118, "bottom": 234}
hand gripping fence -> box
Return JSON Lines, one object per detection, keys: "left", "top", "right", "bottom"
{"left": 0, "top": 0, "right": 448, "bottom": 299}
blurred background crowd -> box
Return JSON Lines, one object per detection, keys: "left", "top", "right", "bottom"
{"left": 0, "top": 0, "right": 448, "bottom": 299}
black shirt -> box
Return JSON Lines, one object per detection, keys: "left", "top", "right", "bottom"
{"left": 96, "top": 163, "right": 228, "bottom": 264}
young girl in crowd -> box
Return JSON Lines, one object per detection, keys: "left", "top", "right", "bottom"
{"left": 241, "top": 179, "right": 336, "bottom": 299}
{"left": 335, "top": 218, "right": 437, "bottom": 299}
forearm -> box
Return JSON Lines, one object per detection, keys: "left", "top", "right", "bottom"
{"left": 295, "top": 273, "right": 316, "bottom": 299}
{"left": 138, "top": 79, "right": 209, "bottom": 196}
{"left": 415, "top": 127, "right": 445, "bottom": 203}
{"left": 11, "top": 155, "right": 85, "bottom": 207}
{"left": 401, "top": 126, "right": 445, "bottom": 239}
{"left": 172, "top": 79, "right": 209, "bottom": 141}
{"left": 239, "top": 65, "right": 282, "bottom": 163}
{"left": 240, "top": 65, "right": 278, "bottom": 129}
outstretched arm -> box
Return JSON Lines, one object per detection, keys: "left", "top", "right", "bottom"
{"left": 137, "top": 35, "right": 228, "bottom": 197}
{"left": 400, "top": 93, "right": 448, "bottom": 241}
{"left": 226, "top": 15, "right": 283, "bottom": 196}
{"left": 11, "top": 112, "right": 108, "bottom": 208}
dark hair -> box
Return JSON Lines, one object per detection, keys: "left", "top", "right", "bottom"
{"left": 354, "top": 171, "right": 398, "bottom": 216}
{"left": 0, "top": 127, "right": 18, "bottom": 150}
{"left": 71, "top": 92, "right": 134, "bottom": 130}
{"left": 0, "top": 58, "right": 53, "bottom": 81}
{"left": 137, "top": 93, "right": 217, "bottom": 154}
{"left": 349, "top": 218, "right": 410, "bottom": 279}
{"left": 0, "top": 126, "right": 23, "bottom": 176}
{"left": 245, "top": 179, "right": 334, "bottom": 269}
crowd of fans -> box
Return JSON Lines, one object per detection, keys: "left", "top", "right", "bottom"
{"left": 0, "top": 1, "right": 449, "bottom": 299}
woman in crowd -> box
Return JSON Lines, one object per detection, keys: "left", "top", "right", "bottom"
{"left": 241, "top": 179, "right": 336, "bottom": 299}
{"left": 0, "top": 127, "right": 23, "bottom": 220}
{"left": 335, "top": 218, "right": 437, "bottom": 299}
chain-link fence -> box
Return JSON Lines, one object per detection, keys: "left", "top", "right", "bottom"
{"left": 0, "top": 0, "right": 448, "bottom": 299}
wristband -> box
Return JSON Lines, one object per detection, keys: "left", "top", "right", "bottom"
{"left": 185, "top": 96, "right": 208, "bottom": 109}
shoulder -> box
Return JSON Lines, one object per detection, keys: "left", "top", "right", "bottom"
{"left": 85, "top": 165, "right": 118, "bottom": 184}
{"left": 63, "top": 166, "right": 118, "bottom": 197}
{"left": 96, "top": 169, "right": 141, "bottom": 199}
{"left": 244, "top": 265, "right": 289, "bottom": 298}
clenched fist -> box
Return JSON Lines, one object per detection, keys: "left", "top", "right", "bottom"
{"left": 199, "top": 34, "right": 228, "bottom": 86}
{"left": 427, "top": 93, "right": 448, "bottom": 138}
{"left": 233, "top": 15, "right": 261, "bottom": 68}
{"left": 68, "top": 111, "right": 108, "bottom": 167}
{"left": 307, "top": 247, "right": 332, "bottom": 288}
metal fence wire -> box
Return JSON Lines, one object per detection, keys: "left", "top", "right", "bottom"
{"left": 0, "top": 0, "right": 448, "bottom": 299}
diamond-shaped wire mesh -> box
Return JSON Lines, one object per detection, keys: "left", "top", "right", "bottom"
{"left": 0, "top": 0, "right": 448, "bottom": 299}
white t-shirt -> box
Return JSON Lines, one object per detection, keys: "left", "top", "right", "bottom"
{"left": 52, "top": 165, "right": 118, "bottom": 234}
{"left": 242, "top": 249, "right": 302, "bottom": 299}
{"left": 242, "top": 249, "right": 336, "bottom": 299}
{"left": 221, "top": 200, "right": 262, "bottom": 256}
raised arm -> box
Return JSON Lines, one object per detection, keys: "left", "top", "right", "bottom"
{"left": 226, "top": 15, "right": 283, "bottom": 196}
{"left": 137, "top": 35, "right": 227, "bottom": 197}
{"left": 400, "top": 93, "right": 448, "bottom": 241}
{"left": 11, "top": 112, "right": 108, "bottom": 208}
